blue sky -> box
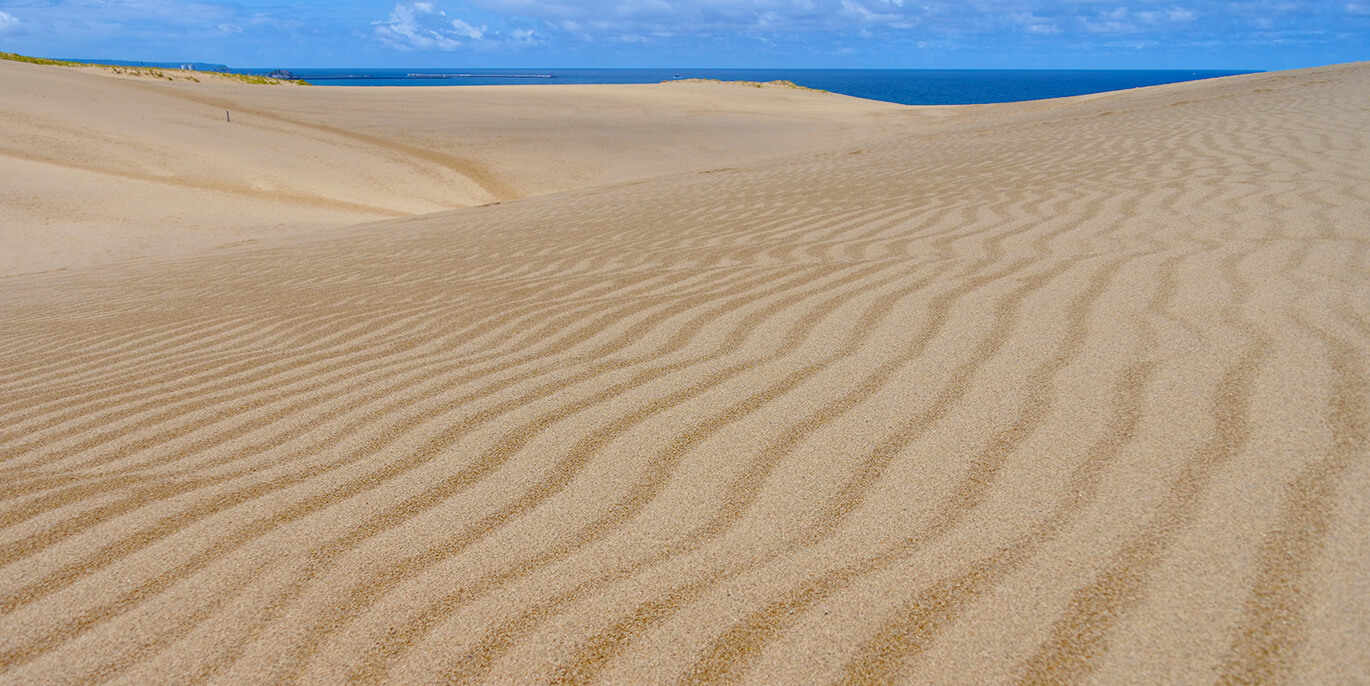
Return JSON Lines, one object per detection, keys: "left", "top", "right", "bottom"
{"left": 0, "top": 1, "right": 1366, "bottom": 69}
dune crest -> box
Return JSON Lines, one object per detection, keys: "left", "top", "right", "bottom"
{"left": 0, "top": 58, "right": 909, "bottom": 276}
{"left": 1, "top": 63, "right": 1368, "bottom": 683}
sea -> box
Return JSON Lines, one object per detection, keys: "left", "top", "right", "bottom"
{"left": 238, "top": 68, "right": 1254, "bottom": 106}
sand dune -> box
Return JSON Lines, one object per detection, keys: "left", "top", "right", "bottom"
{"left": 0, "top": 59, "right": 909, "bottom": 276}
{"left": 1, "top": 62, "right": 1368, "bottom": 684}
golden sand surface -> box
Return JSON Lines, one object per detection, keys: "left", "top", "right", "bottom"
{"left": 1, "top": 59, "right": 1367, "bottom": 684}
{"left": 0, "top": 59, "right": 911, "bottom": 277}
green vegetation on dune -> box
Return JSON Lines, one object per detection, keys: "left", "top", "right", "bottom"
{"left": 0, "top": 51, "right": 308, "bottom": 85}
{"left": 0, "top": 51, "right": 78, "bottom": 66}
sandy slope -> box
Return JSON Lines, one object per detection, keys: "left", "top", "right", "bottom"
{"left": 0, "top": 59, "right": 910, "bottom": 276}
{"left": 1, "top": 63, "right": 1368, "bottom": 684}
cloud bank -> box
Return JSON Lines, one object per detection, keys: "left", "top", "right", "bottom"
{"left": 447, "top": 0, "right": 1309, "bottom": 39}
{"left": 0, "top": 0, "right": 1364, "bottom": 68}
{"left": 360, "top": 0, "right": 1366, "bottom": 61}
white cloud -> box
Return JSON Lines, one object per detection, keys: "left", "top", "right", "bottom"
{"left": 6, "top": 0, "right": 1356, "bottom": 62}
{"left": 377, "top": 2, "right": 566, "bottom": 51}
{"left": 374, "top": 2, "right": 484, "bottom": 50}
{"left": 839, "top": 0, "right": 918, "bottom": 27}
{"left": 1079, "top": 4, "right": 1198, "bottom": 34}
{"left": 450, "top": 18, "right": 486, "bottom": 39}
{"left": 1134, "top": 7, "right": 1197, "bottom": 25}
{"left": 1086, "top": 20, "right": 1139, "bottom": 34}
{"left": 508, "top": 27, "right": 540, "bottom": 43}
{"left": 470, "top": 0, "right": 935, "bottom": 34}
{"left": 434, "top": 0, "right": 1339, "bottom": 50}
{"left": 1102, "top": 39, "right": 1161, "bottom": 50}
{"left": 0, "top": 0, "right": 245, "bottom": 38}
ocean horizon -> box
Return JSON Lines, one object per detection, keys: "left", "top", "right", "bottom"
{"left": 236, "top": 67, "right": 1255, "bottom": 106}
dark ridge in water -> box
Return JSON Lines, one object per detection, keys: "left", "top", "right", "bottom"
{"left": 239, "top": 68, "right": 1255, "bottom": 105}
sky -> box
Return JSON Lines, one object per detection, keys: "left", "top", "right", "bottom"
{"left": 0, "top": 1, "right": 1366, "bottom": 70}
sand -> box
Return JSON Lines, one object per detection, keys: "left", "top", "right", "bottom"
{"left": 0, "top": 58, "right": 1367, "bottom": 684}
{"left": 0, "top": 60, "right": 911, "bottom": 277}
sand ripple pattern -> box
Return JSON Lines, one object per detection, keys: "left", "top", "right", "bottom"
{"left": 2, "top": 64, "right": 1368, "bottom": 684}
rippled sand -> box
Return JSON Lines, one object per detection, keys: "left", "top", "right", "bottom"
{"left": 1, "top": 60, "right": 1367, "bottom": 684}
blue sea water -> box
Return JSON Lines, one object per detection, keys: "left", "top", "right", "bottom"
{"left": 241, "top": 68, "right": 1253, "bottom": 105}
